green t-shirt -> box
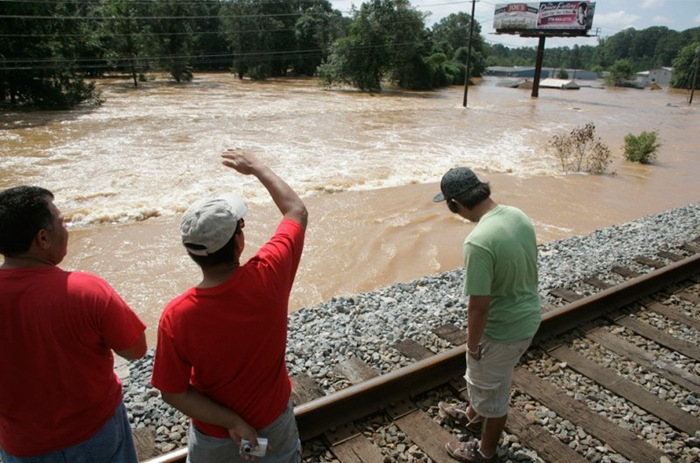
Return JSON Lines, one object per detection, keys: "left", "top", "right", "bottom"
{"left": 463, "top": 205, "right": 541, "bottom": 342}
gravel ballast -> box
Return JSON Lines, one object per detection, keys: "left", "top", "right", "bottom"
{"left": 122, "top": 202, "right": 700, "bottom": 461}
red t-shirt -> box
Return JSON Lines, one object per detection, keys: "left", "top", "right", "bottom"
{"left": 0, "top": 266, "right": 146, "bottom": 456}
{"left": 151, "top": 219, "right": 305, "bottom": 437}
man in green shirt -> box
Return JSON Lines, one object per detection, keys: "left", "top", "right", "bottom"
{"left": 434, "top": 167, "right": 541, "bottom": 463}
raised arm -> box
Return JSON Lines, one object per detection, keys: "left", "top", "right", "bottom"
{"left": 221, "top": 148, "right": 308, "bottom": 230}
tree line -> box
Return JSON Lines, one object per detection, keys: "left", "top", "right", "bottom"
{"left": 489, "top": 26, "right": 700, "bottom": 89}
{"left": 1, "top": 0, "right": 698, "bottom": 108}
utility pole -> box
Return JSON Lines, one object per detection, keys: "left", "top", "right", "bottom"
{"left": 462, "top": 0, "right": 477, "bottom": 108}
{"left": 689, "top": 45, "right": 700, "bottom": 105}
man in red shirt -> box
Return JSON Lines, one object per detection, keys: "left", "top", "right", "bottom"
{"left": 0, "top": 186, "right": 147, "bottom": 462}
{"left": 152, "top": 148, "right": 308, "bottom": 462}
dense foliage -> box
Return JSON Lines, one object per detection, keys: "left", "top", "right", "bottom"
{"left": 623, "top": 130, "right": 661, "bottom": 164}
{"left": 670, "top": 42, "right": 700, "bottom": 90}
{"left": 486, "top": 26, "right": 700, "bottom": 73}
{"left": 317, "top": 1, "right": 484, "bottom": 91}
{"left": 1, "top": 0, "right": 699, "bottom": 107}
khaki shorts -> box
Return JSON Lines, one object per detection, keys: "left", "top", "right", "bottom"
{"left": 465, "top": 338, "right": 532, "bottom": 418}
{"left": 186, "top": 400, "right": 301, "bottom": 463}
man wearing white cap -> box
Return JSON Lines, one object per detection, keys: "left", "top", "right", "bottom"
{"left": 151, "top": 148, "right": 308, "bottom": 462}
{"left": 434, "top": 167, "right": 541, "bottom": 463}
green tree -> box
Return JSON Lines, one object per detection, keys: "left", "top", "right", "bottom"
{"left": 605, "top": 59, "right": 634, "bottom": 86}
{"left": 568, "top": 45, "right": 582, "bottom": 69}
{"left": 629, "top": 26, "right": 671, "bottom": 69}
{"left": 0, "top": 1, "right": 101, "bottom": 107}
{"left": 190, "top": 0, "right": 229, "bottom": 72}
{"left": 670, "top": 42, "right": 700, "bottom": 89}
{"left": 318, "top": 0, "right": 427, "bottom": 92}
{"left": 221, "top": 0, "right": 310, "bottom": 79}
{"left": 144, "top": 0, "right": 209, "bottom": 82}
{"left": 385, "top": 3, "right": 431, "bottom": 89}
{"left": 97, "top": 0, "right": 149, "bottom": 86}
{"left": 428, "top": 12, "right": 485, "bottom": 86}
{"left": 599, "top": 28, "right": 635, "bottom": 68}
{"left": 653, "top": 30, "right": 684, "bottom": 66}
{"left": 292, "top": 1, "right": 342, "bottom": 76}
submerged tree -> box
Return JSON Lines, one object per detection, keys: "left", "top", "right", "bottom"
{"left": 605, "top": 59, "right": 635, "bottom": 87}
{"left": 670, "top": 42, "right": 700, "bottom": 90}
{"left": 428, "top": 11, "right": 485, "bottom": 86}
{"left": 0, "top": 1, "right": 101, "bottom": 108}
{"left": 97, "top": 0, "right": 150, "bottom": 87}
{"left": 318, "top": 0, "right": 428, "bottom": 92}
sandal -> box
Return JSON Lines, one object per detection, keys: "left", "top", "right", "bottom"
{"left": 438, "top": 401, "right": 483, "bottom": 434}
{"left": 445, "top": 440, "right": 499, "bottom": 463}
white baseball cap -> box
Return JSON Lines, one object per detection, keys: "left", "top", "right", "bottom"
{"left": 180, "top": 193, "right": 248, "bottom": 256}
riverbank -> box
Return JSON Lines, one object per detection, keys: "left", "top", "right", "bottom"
{"left": 122, "top": 202, "right": 700, "bottom": 460}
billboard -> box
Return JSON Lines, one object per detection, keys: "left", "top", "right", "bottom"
{"left": 494, "top": 1, "right": 595, "bottom": 34}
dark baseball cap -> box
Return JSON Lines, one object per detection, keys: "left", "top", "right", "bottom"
{"left": 433, "top": 167, "right": 482, "bottom": 202}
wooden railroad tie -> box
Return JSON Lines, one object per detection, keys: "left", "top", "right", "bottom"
{"left": 645, "top": 300, "right": 700, "bottom": 332}
{"left": 548, "top": 344, "right": 700, "bottom": 436}
{"left": 583, "top": 276, "right": 613, "bottom": 290}
{"left": 513, "top": 368, "right": 667, "bottom": 463}
{"left": 586, "top": 327, "right": 700, "bottom": 394}
{"left": 549, "top": 288, "right": 583, "bottom": 303}
{"left": 611, "top": 266, "right": 643, "bottom": 279}
{"left": 635, "top": 255, "right": 665, "bottom": 269}
{"left": 657, "top": 250, "right": 684, "bottom": 262}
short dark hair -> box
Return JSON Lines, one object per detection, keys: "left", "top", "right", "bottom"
{"left": 186, "top": 223, "right": 242, "bottom": 268}
{"left": 452, "top": 182, "right": 491, "bottom": 210}
{"left": 0, "top": 186, "right": 55, "bottom": 257}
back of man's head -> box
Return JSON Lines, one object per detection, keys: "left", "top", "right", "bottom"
{"left": 180, "top": 193, "right": 248, "bottom": 268}
{"left": 0, "top": 186, "right": 54, "bottom": 257}
{"left": 434, "top": 167, "right": 491, "bottom": 210}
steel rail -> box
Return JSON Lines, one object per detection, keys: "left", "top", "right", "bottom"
{"left": 143, "top": 252, "right": 700, "bottom": 463}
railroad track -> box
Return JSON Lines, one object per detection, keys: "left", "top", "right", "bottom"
{"left": 144, "top": 240, "right": 700, "bottom": 463}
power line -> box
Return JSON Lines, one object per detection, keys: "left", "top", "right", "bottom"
{"left": 0, "top": 39, "right": 439, "bottom": 70}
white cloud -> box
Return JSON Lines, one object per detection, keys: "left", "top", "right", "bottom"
{"left": 695, "top": 14, "right": 700, "bottom": 25}
{"left": 641, "top": 0, "right": 665, "bottom": 9}
{"left": 651, "top": 15, "right": 671, "bottom": 25}
{"left": 594, "top": 10, "right": 641, "bottom": 29}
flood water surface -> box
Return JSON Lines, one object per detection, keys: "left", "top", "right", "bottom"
{"left": 1, "top": 74, "right": 698, "bottom": 342}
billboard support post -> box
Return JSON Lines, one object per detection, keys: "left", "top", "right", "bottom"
{"left": 463, "top": 0, "right": 477, "bottom": 108}
{"left": 532, "top": 36, "right": 546, "bottom": 98}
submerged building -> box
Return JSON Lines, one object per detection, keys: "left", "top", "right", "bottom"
{"left": 485, "top": 66, "right": 598, "bottom": 80}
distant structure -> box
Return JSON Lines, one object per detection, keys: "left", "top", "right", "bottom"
{"left": 636, "top": 67, "right": 673, "bottom": 86}
{"left": 486, "top": 66, "right": 598, "bottom": 80}
{"left": 539, "top": 78, "right": 580, "bottom": 89}
{"left": 493, "top": 1, "right": 597, "bottom": 97}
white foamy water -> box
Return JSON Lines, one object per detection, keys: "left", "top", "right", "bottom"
{"left": 1, "top": 74, "right": 697, "bottom": 229}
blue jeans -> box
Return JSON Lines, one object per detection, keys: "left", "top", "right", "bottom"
{"left": 0, "top": 402, "right": 138, "bottom": 463}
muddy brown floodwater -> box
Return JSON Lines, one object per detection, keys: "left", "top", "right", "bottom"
{"left": 1, "top": 74, "right": 698, "bottom": 343}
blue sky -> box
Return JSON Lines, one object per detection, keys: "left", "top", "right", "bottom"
{"left": 329, "top": 0, "right": 700, "bottom": 48}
